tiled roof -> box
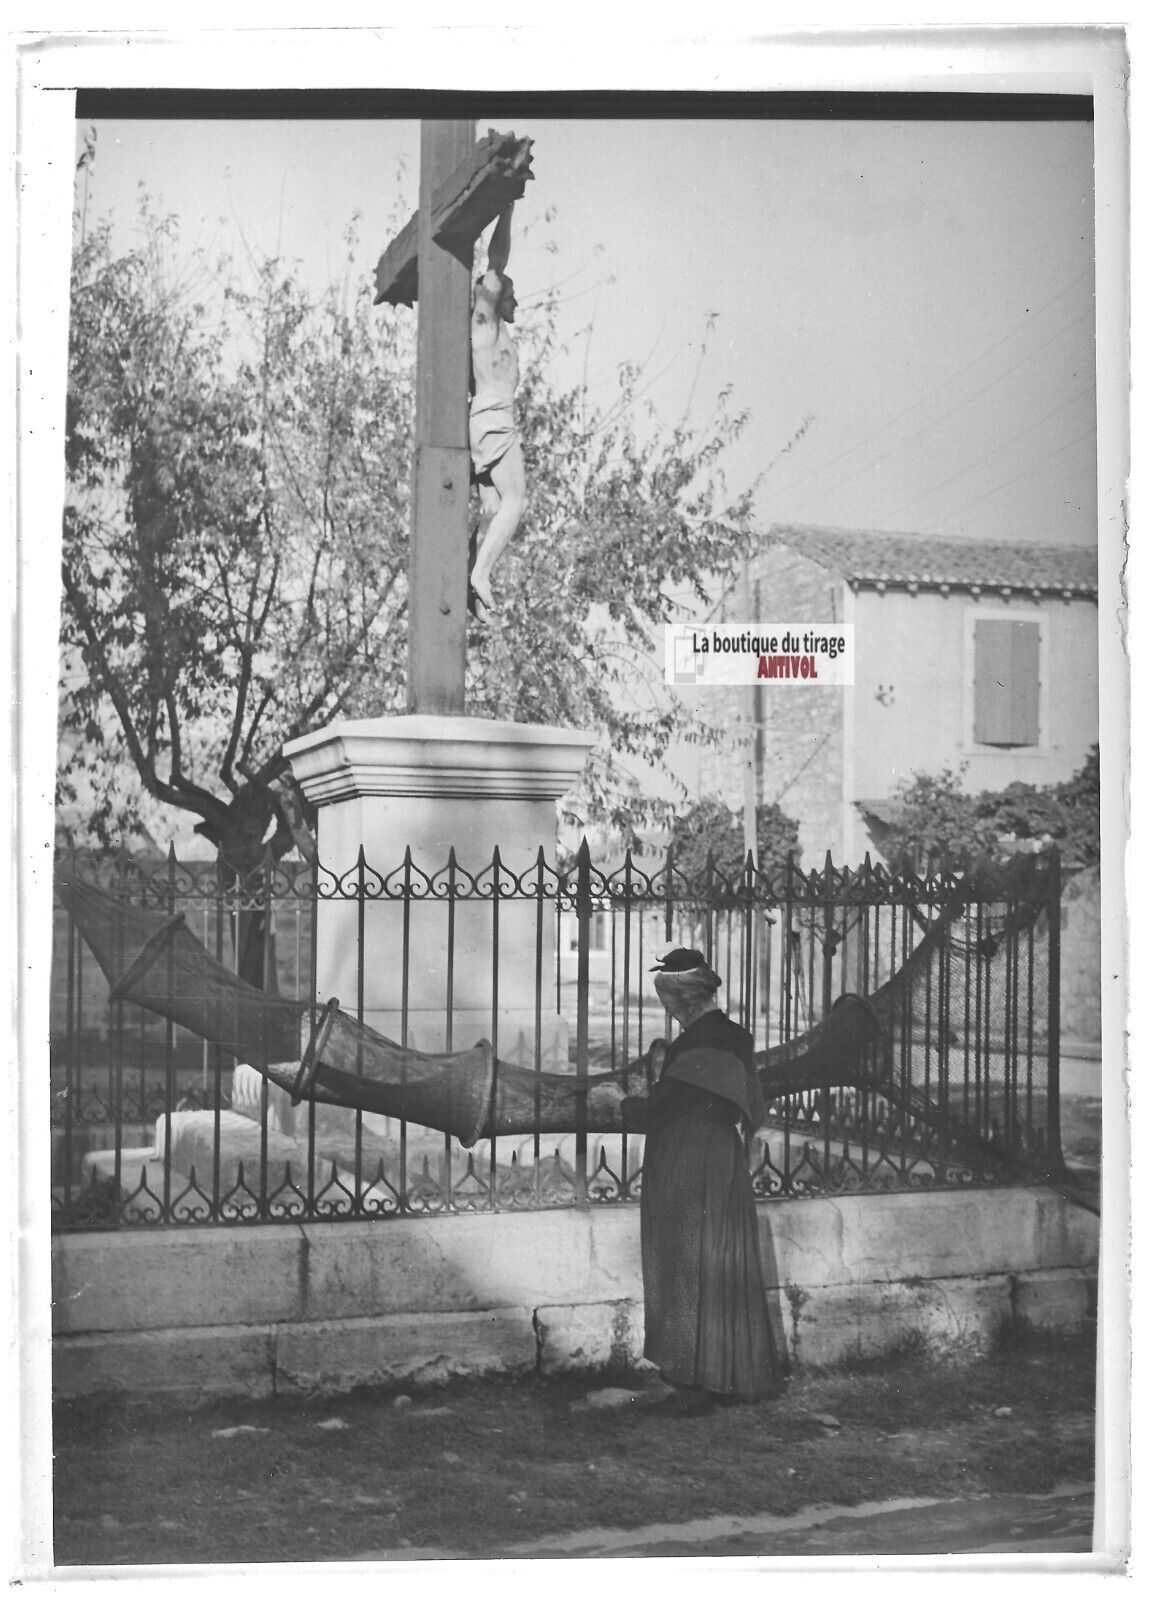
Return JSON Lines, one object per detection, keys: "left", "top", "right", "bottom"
{"left": 765, "top": 524, "right": 1097, "bottom": 597}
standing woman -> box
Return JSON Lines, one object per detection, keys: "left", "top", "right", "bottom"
{"left": 625, "top": 948, "right": 783, "bottom": 1413}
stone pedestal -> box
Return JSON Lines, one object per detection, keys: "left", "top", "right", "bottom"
{"left": 285, "top": 716, "right": 595, "bottom": 1071}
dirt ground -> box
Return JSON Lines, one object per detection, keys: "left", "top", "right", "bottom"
{"left": 51, "top": 1326, "right": 1097, "bottom": 1566}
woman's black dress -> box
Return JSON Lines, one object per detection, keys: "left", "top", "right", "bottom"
{"left": 635, "top": 1009, "right": 782, "bottom": 1398}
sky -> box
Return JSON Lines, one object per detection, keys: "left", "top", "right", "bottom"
{"left": 74, "top": 109, "right": 1098, "bottom": 551}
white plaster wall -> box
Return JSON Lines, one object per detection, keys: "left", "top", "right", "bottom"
{"left": 846, "top": 589, "right": 1098, "bottom": 863}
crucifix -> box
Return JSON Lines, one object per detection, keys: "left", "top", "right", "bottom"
{"left": 374, "top": 122, "right": 534, "bottom": 716}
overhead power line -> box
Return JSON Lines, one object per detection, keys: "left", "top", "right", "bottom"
{"left": 928, "top": 425, "right": 1097, "bottom": 529}
{"left": 875, "top": 384, "right": 1095, "bottom": 526}
{"left": 772, "top": 267, "right": 1093, "bottom": 503}
{"left": 816, "top": 310, "right": 1093, "bottom": 508}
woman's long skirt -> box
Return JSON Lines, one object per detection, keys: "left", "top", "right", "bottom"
{"left": 640, "top": 1116, "right": 781, "bottom": 1397}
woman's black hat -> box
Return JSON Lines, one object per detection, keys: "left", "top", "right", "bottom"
{"left": 650, "top": 948, "right": 710, "bottom": 973}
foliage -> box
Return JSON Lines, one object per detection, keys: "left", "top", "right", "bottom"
{"left": 61, "top": 202, "right": 413, "bottom": 876}
{"left": 464, "top": 285, "right": 764, "bottom": 843}
{"left": 874, "top": 747, "right": 1100, "bottom": 874}
{"left": 873, "top": 768, "right": 996, "bottom": 872}
{"left": 666, "top": 796, "right": 801, "bottom": 887}
{"left": 60, "top": 184, "right": 771, "bottom": 871}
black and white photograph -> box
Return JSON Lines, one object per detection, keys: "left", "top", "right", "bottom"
{"left": 12, "top": 23, "right": 1131, "bottom": 1580}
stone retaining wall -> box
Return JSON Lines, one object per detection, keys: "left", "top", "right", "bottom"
{"left": 52, "top": 1188, "right": 1098, "bottom": 1399}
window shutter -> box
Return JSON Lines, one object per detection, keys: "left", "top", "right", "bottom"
{"left": 973, "top": 619, "right": 1040, "bottom": 746}
{"left": 1008, "top": 620, "right": 1041, "bottom": 744}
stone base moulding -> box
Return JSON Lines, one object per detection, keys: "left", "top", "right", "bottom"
{"left": 52, "top": 1270, "right": 1095, "bottom": 1401}
{"left": 275, "top": 1308, "right": 539, "bottom": 1394}
{"left": 283, "top": 713, "right": 597, "bottom": 1064}
{"left": 52, "top": 1188, "right": 1099, "bottom": 1399}
{"left": 284, "top": 714, "right": 598, "bottom": 815}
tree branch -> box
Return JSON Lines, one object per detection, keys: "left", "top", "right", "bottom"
{"left": 61, "top": 559, "right": 226, "bottom": 830}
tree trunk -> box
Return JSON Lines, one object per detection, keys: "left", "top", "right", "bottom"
{"left": 214, "top": 822, "right": 281, "bottom": 995}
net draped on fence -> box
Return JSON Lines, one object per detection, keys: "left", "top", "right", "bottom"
{"left": 55, "top": 851, "right": 1055, "bottom": 1162}
{"left": 50, "top": 844, "right": 1070, "bottom": 1228}
{"left": 55, "top": 875, "right": 890, "bottom": 1146}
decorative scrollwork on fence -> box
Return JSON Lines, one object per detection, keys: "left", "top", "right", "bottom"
{"left": 50, "top": 844, "right": 1062, "bottom": 1230}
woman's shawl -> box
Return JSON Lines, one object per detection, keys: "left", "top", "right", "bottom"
{"left": 658, "top": 1009, "right": 765, "bottom": 1128}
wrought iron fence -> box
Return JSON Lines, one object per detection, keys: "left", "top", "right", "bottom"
{"left": 50, "top": 842, "right": 1063, "bottom": 1230}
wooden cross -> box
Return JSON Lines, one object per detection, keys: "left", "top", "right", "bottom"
{"left": 375, "top": 123, "right": 534, "bottom": 716}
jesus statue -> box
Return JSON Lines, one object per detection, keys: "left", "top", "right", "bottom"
{"left": 468, "top": 205, "right": 527, "bottom": 620}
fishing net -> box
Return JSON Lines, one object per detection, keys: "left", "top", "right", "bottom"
{"left": 854, "top": 854, "right": 1054, "bottom": 1147}
{"left": 55, "top": 857, "right": 1052, "bottom": 1153}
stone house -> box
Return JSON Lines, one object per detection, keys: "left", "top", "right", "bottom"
{"left": 689, "top": 524, "right": 1099, "bottom": 869}
{"left": 670, "top": 524, "right": 1102, "bottom": 1044}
